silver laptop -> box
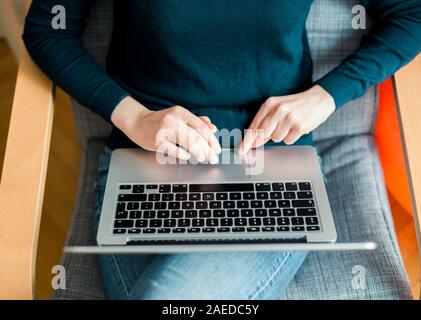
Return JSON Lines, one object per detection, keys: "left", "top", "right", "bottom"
{"left": 97, "top": 146, "right": 338, "bottom": 248}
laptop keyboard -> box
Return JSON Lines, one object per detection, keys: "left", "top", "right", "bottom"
{"left": 112, "top": 182, "right": 321, "bottom": 236}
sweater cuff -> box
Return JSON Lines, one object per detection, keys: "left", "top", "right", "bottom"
{"left": 90, "top": 82, "right": 132, "bottom": 120}
{"left": 315, "top": 71, "right": 359, "bottom": 110}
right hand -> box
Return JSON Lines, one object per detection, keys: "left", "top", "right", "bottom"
{"left": 111, "top": 97, "right": 221, "bottom": 163}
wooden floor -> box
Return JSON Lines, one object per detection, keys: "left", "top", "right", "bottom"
{"left": 0, "top": 40, "right": 419, "bottom": 299}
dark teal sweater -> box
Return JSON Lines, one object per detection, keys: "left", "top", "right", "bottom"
{"left": 23, "top": 0, "right": 421, "bottom": 149}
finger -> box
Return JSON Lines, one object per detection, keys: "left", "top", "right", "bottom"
{"left": 157, "top": 141, "right": 191, "bottom": 160}
{"left": 239, "top": 127, "right": 259, "bottom": 155}
{"left": 181, "top": 110, "right": 221, "bottom": 154}
{"left": 199, "top": 116, "right": 217, "bottom": 132}
{"left": 271, "top": 121, "right": 291, "bottom": 143}
{"left": 176, "top": 123, "right": 218, "bottom": 164}
{"left": 257, "top": 110, "right": 280, "bottom": 139}
{"left": 283, "top": 127, "right": 303, "bottom": 145}
{"left": 252, "top": 136, "right": 270, "bottom": 149}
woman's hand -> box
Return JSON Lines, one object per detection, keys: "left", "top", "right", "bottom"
{"left": 111, "top": 97, "right": 221, "bottom": 163}
{"left": 239, "top": 85, "right": 335, "bottom": 154}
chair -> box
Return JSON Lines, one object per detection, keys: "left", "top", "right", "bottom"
{"left": 0, "top": 0, "right": 420, "bottom": 299}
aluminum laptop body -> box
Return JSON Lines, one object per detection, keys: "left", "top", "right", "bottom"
{"left": 97, "top": 146, "right": 338, "bottom": 247}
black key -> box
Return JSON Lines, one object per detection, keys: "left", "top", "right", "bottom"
{"left": 203, "top": 193, "right": 214, "bottom": 200}
{"left": 199, "top": 210, "right": 212, "bottom": 218}
{"left": 173, "top": 184, "right": 187, "bottom": 193}
{"left": 129, "top": 211, "right": 141, "bottom": 219}
{"left": 176, "top": 193, "right": 188, "bottom": 201}
{"left": 255, "top": 209, "right": 268, "bottom": 217}
{"left": 158, "top": 228, "right": 171, "bottom": 233}
{"left": 114, "top": 220, "right": 133, "bottom": 228}
{"left": 146, "top": 184, "right": 158, "bottom": 190}
{"left": 286, "top": 182, "right": 298, "bottom": 191}
{"left": 127, "top": 202, "right": 139, "bottom": 210}
{"left": 229, "top": 193, "right": 241, "bottom": 200}
{"left": 150, "top": 219, "right": 162, "bottom": 228}
{"left": 128, "top": 228, "right": 141, "bottom": 234}
{"left": 249, "top": 218, "right": 261, "bottom": 226}
{"left": 113, "top": 229, "right": 126, "bottom": 234}
{"left": 221, "top": 218, "right": 233, "bottom": 226}
{"left": 143, "top": 211, "right": 156, "bottom": 219}
{"left": 257, "top": 192, "right": 269, "bottom": 199}
{"left": 217, "top": 227, "right": 230, "bottom": 233}
{"left": 256, "top": 183, "right": 271, "bottom": 191}
{"left": 141, "top": 202, "right": 153, "bottom": 210}
{"left": 192, "top": 219, "right": 205, "bottom": 227}
{"left": 298, "top": 191, "right": 313, "bottom": 199}
{"left": 283, "top": 208, "right": 295, "bottom": 216}
{"left": 284, "top": 192, "right": 296, "bottom": 199}
{"left": 277, "top": 226, "right": 290, "bottom": 232}
{"left": 185, "top": 210, "right": 198, "bottom": 218}
{"left": 133, "top": 185, "right": 145, "bottom": 193}
{"left": 202, "top": 228, "right": 216, "bottom": 233}
{"left": 182, "top": 202, "right": 194, "bottom": 209}
{"left": 159, "top": 184, "right": 171, "bottom": 193}
{"left": 297, "top": 208, "right": 317, "bottom": 216}
{"left": 264, "top": 200, "right": 277, "bottom": 208}
{"left": 307, "top": 226, "right": 320, "bottom": 231}
{"left": 171, "top": 210, "right": 183, "bottom": 218}
{"left": 292, "top": 226, "right": 305, "bottom": 232}
{"left": 213, "top": 210, "right": 225, "bottom": 218}
{"left": 223, "top": 201, "right": 235, "bottom": 209}
{"left": 292, "top": 200, "right": 315, "bottom": 208}
{"left": 291, "top": 217, "right": 305, "bottom": 225}
{"left": 116, "top": 211, "right": 128, "bottom": 219}
{"left": 169, "top": 202, "right": 181, "bottom": 210}
{"left": 196, "top": 201, "right": 208, "bottom": 209}
{"left": 243, "top": 192, "right": 255, "bottom": 200}
{"left": 163, "top": 219, "right": 176, "bottom": 227}
{"left": 232, "top": 227, "right": 245, "bottom": 232}
{"left": 210, "top": 201, "right": 222, "bottom": 209}
{"left": 157, "top": 210, "right": 170, "bottom": 218}
{"left": 135, "top": 219, "right": 148, "bottom": 228}
{"left": 263, "top": 218, "right": 276, "bottom": 226}
{"left": 227, "top": 209, "right": 240, "bottom": 217}
{"left": 216, "top": 193, "right": 228, "bottom": 200}
{"left": 251, "top": 200, "right": 263, "bottom": 208}
{"left": 190, "top": 183, "right": 254, "bottom": 192}
{"left": 270, "top": 192, "right": 282, "bottom": 199}
{"left": 118, "top": 194, "right": 146, "bottom": 202}
{"left": 299, "top": 182, "right": 311, "bottom": 191}
{"left": 154, "top": 202, "right": 167, "bottom": 210}
{"left": 162, "top": 194, "right": 174, "bottom": 201}
{"left": 187, "top": 228, "right": 200, "bottom": 233}
{"left": 305, "top": 217, "right": 319, "bottom": 225}
{"left": 269, "top": 209, "right": 282, "bottom": 217}
{"left": 206, "top": 219, "right": 219, "bottom": 227}
{"left": 272, "top": 183, "right": 284, "bottom": 191}
{"left": 119, "top": 184, "right": 131, "bottom": 190}
{"left": 277, "top": 217, "right": 290, "bottom": 226}
{"left": 148, "top": 194, "right": 160, "bottom": 201}
{"left": 237, "top": 201, "right": 249, "bottom": 208}
{"left": 173, "top": 228, "right": 186, "bottom": 233}
{"left": 234, "top": 218, "right": 247, "bottom": 226}
{"left": 278, "top": 200, "right": 291, "bottom": 208}
{"left": 241, "top": 209, "right": 253, "bottom": 217}
{"left": 247, "top": 227, "right": 260, "bottom": 232}
{"left": 116, "top": 202, "right": 126, "bottom": 212}
{"left": 178, "top": 219, "right": 190, "bottom": 227}
{"left": 262, "top": 227, "right": 275, "bottom": 232}
{"left": 189, "top": 193, "right": 201, "bottom": 201}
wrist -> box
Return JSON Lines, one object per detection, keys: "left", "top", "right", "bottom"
{"left": 309, "top": 85, "right": 336, "bottom": 111}
{"left": 111, "top": 96, "right": 151, "bottom": 132}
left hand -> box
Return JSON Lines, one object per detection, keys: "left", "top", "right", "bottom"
{"left": 239, "top": 85, "right": 335, "bottom": 154}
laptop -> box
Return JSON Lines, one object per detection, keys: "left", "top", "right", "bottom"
{"left": 96, "top": 146, "right": 340, "bottom": 248}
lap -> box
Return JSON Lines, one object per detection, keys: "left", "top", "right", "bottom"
{"left": 94, "top": 148, "right": 307, "bottom": 300}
